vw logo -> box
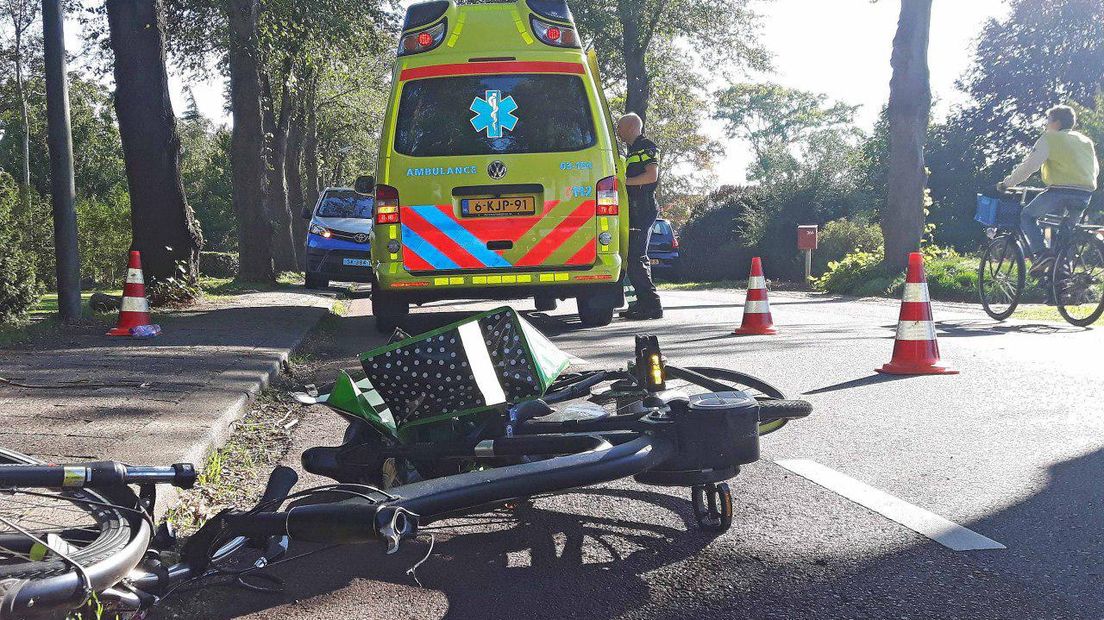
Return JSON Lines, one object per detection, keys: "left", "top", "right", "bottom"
{"left": 488, "top": 160, "right": 508, "bottom": 180}
{"left": 354, "top": 233, "right": 369, "bottom": 244}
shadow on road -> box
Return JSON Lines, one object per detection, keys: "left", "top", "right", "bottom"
{"left": 802, "top": 373, "right": 920, "bottom": 395}
{"left": 936, "top": 319, "right": 1089, "bottom": 337}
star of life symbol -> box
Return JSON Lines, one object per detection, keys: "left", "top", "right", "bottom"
{"left": 470, "top": 90, "right": 519, "bottom": 139}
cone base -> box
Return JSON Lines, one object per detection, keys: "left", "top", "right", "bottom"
{"left": 876, "top": 362, "right": 958, "bottom": 376}
{"left": 733, "top": 326, "right": 778, "bottom": 336}
{"left": 106, "top": 327, "right": 134, "bottom": 336}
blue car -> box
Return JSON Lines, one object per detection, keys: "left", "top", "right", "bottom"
{"left": 648, "top": 218, "right": 681, "bottom": 280}
{"left": 303, "top": 188, "right": 375, "bottom": 289}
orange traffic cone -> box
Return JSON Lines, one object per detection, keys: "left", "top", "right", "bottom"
{"left": 107, "top": 251, "right": 154, "bottom": 337}
{"left": 733, "top": 257, "right": 778, "bottom": 335}
{"left": 877, "top": 252, "right": 957, "bottom": 375}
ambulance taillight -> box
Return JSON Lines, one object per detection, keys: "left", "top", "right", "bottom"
{"left": 596, "top": 176, "right": 619, "bottom": 216}
{"left": 375, "top": 185, "right": 400, "bottom": 225}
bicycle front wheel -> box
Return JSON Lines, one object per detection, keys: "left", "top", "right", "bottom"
{"left": 0, "top": 447, "right": 148, "bottom": 617}
{"left": 978, "top": 235, "right": 1025, "bottom": 321}
{"left": 1052, "top": 233, "right": 1104, "bottom": 327}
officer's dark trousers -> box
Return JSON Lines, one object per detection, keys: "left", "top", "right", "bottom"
{"left": 627, "top": 205, "right": 660, "bottom": 306}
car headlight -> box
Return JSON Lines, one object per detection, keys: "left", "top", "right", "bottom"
{"left": 309, "top": 223, "right": 332, "bottom": 238}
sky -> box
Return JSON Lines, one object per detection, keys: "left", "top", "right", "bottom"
{"left": 63, "top": 0, "right": 1011, "bottom": 185}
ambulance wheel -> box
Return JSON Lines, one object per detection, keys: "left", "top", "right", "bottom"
{"left": 305, "top": 273, "right": 329, "bottom": 289}
{"left": 692, "top": 482, "right": 733, "bottom": 533}
{"left": 372, "top": 289, "right": 409, "bottom": 333}
{"left": 534, "top": 296, "right": 558, "bottom": 312}
{"left": 577, "top": 295, "right": 614, "bottom": 327}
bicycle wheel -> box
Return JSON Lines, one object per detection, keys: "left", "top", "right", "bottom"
{"left": 978, "top": 235, "right": 1025, "bottom": 321}
{"left": 0, "top": 447, "right": 147, "bottom": 615}
{"left": 1052, "top": 233, "right": 1104, "bottom": 327}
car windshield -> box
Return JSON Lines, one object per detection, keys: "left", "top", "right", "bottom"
{"left": 317, "top": 193, "right": 374, "bottom": 219}
{"left": 394, "top": 74, "right": 596, "bottom": 157}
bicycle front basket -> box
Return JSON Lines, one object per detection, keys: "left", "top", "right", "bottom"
{"left": 975, "top": 194, "right": 1020, "bottom": 227}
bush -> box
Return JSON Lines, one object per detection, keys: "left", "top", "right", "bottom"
{"left": 814, "top": 218, "right": 883, "bottom": 275}
{"left": 0, "top": 174, "right": 41, "bottom": 322}
{"left": 76, "top": 188, "right": 132, "bottom": 287}
{"left": 200, "top": 251, "right": 239, "bottom": 278}
{"left": 677, "top": 186, "right": 760, "bottom": 280}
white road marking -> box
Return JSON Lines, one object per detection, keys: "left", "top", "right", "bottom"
{"left": 775, "top": 459, "right": 1006, "bottom": 551}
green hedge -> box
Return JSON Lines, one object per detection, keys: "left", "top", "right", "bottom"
{"left": 200, "top": 252, "right": 239, "bottom": 279}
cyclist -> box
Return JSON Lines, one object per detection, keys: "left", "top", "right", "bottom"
{"left": 997, "top": 105, "right": 1099, "bottom": 275}
{"left": 617, "top": 112, "right": 664, "bottom": 320}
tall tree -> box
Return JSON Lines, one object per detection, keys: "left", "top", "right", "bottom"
{"left": 227, "top": 0, "right": 274, "bottom": 281}
{"left": 573, "top": 0, "right": 770, "bottom": 122}
{"left": 882, "top": 0, "right": 932, "bottom": 270}
{"left": 2, "top": 0, "right": 37, "bottom": 214}
{"left": 106, "top": 0, "right": 203, "bottom": 289}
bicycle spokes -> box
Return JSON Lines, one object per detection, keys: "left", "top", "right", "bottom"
{"left": 1054, "top": 236, "right": 1104, "bottom": 325}
{"left": 0, "top": 490, "right": 103, "bottom": 566}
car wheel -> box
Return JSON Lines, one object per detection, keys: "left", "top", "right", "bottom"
{"left": 305, "top": 273, "right": 329, "bottom": 289}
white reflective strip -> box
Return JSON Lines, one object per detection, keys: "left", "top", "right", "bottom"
{"left": 776, "top": 459, "right": 1005, "bottom": 551}
{"left": 747, "top": 276, "right": 766, "bottom": 289}
{"left": 902, "top": 283, "right": 930, "bottom": 303}
{"left": 745, "top": 300, "right": 771, "bottom": 314}
{"left": 458, "top": 322, "right": 507, "bottom": 406}
{"left": 120, "top": 297, "right": 149, "bottom": 313}
{"left": 896, "top": 320, "right": 936, "bottom": 341}
{"left": 125, "top": 269, "right": 144, "bottom": 285}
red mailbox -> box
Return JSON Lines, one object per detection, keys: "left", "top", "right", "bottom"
{"left": 797, "top": 225, "right": 818, "bottom": 251}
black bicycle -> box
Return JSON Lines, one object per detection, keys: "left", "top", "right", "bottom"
{"left": 976, "top": 187, "right": 1104, "bottom": 326}
{"left": 0, "top": 337, "right": 811, "bottom": 619}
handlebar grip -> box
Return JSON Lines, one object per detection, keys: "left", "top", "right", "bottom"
{"left": 255, "top": 466, "right": 298, "bottom": 511}
{"left": 757, "top": 398, "right": 813, "bottom": 423}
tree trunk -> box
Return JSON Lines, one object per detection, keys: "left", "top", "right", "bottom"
{"left": 619, "top": 6, "right": 650, "bottom": 123}
{"left": 105, "top": 0, "right": 203, "bottom": 289}
{"left": 303, "top": 95, "right": 320, "bottom": 210}
{"left": 14, "top": 25, "right": 32, "bottom": 215}
{"left": 882, "top": 0, "right": 932, "bottom": 271}
{"left": 227, "top": 0, "right": 274, "bottom": 282}
{"left": 286, "top": 99, "right": 307, "bottom": 264}
{"left": 262, "top": 74, "right": 298, "bottom": 272}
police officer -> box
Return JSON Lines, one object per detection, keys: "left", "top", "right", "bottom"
{"left": 617, "top": 113, "right": 663, "bottom": 320}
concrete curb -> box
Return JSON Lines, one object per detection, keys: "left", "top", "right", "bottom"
{"left": 113, "top": 301, "right": 333, "bottom": 517}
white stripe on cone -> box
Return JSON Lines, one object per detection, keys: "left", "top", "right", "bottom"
{"left": 896, "top": 320, "right": 937, "bottom": 341}
{"left": 745, "top": 300, "right": 771, "bottom": 314}
{"left": 120, "top": 296, "right": 149, "bottom": 313}
{"left": 125, "top": 269, "right": 145, "bottom": 285}
{"left": 748, "top": 276, "right": 767, "bottom": 289}
{"left": 902, "top": 283, "right": 930, "bottom": 303}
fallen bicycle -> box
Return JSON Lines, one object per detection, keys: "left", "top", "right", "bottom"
{"left": 0, "top": 308, "right": 811, "bottom": 618}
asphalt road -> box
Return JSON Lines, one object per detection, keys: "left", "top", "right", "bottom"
{"left": 157, "top": 288, "right": 1104, "bottom": 619}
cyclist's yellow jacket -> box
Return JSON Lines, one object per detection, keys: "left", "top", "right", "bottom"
{"left": 1002, "top": 129, "right": 1099, "bottom": 191}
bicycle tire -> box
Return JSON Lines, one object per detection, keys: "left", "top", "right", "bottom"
{"left": 1052, "top": 233, "right": 1104, "bottom": 327}
{"left": 0, "top": 447, "right": 141, "bottom": 584}
{"left": 757, "top": 398, "right": 813, "bottom": 421}
{"left": 978, "top": 235, "right": 1025, "bottom": 321}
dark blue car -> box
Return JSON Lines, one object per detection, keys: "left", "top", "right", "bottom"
{"left": 648, "top": 218, "right": 680, "bottom": 280}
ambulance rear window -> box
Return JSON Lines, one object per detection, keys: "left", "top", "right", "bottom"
{"left": 394, "top": 74, "right": 596, "bottom": 157}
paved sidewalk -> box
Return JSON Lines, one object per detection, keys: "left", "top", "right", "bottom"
{"left": 0, "top": 290, "right": 333, "bottom": 472}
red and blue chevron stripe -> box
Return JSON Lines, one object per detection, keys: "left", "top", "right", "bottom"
{"left": 400, "top": 202, "right": 596, "bottom": 272}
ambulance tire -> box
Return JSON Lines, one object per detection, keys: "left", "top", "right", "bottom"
{"left": 577, "top": 295, "right": 614, "bottom": 327}
{"left": 534, "top": 295, "right": 558, "bottom": 312}
{"left": 372, "top": 289, "right": 409, "bottom": 333}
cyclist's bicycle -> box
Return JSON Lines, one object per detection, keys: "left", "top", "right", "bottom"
{"left": 0, "top": 335, "right": 812, "bottom": 619}
{"left": 976, "top": 186, "right": 1104, "bottom": 326}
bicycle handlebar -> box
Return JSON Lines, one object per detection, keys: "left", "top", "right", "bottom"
{"left": 0, "top": 461, "right": 196, "bottom": 491}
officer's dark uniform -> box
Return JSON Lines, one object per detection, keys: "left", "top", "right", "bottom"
{"left": 625, "top": 135, "right": 661, "bottom": 309}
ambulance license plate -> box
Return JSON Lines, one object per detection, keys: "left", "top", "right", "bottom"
{"left": 462, "top": 197, "right": 536, "bottom": 217}
{"left": 342, "top": 258, "right": 372, "bottom": 267}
